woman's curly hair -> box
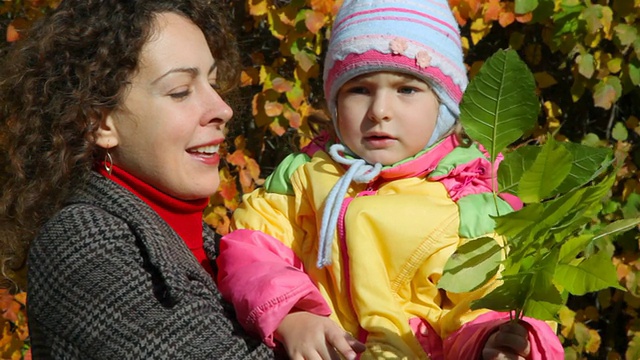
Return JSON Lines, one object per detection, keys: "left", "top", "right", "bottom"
{"left": 0, "top": 0, "right": 240, "bottom": 287}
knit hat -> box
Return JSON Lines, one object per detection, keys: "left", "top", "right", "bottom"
{"left": 323, "top": 0, "right": 468, "bottom": 148}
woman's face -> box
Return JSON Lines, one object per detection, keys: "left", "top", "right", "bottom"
{"left": 99, "top": 12, "right": 232, "bottom": 200}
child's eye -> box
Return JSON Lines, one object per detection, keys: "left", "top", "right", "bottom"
{"left": 210, "top": 83, "right": 221, "bottom": 91}
{"left": 398, "top": 86, "right": 418, "bottom": 94}
{"left": 347, "top": 86, "right": 369, "bottom": 94}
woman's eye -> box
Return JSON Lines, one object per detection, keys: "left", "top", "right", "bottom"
{"left": 169, "top": 90, "right": 191, "bottom": 99}
{"left": 210, "top": 82, "right": 221, "bottom": 91}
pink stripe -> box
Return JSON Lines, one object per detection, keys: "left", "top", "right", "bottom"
{"left": 326, "top": 50, "right": 463, "bottom": 103}
{"left": 335, "top": 14, "right": 461, "bottom": 47}
{"left": 327, "top": 34, "right": 466, "bottom": 82}
{"left": 334, "top": 6, "right": 458, "bottom": 40}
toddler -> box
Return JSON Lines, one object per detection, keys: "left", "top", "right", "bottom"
{"left": 217, "top": 0, "right": 564, "bottom": 359}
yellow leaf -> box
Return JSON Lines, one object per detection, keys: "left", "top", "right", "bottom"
{"left": 570, "top": 79, "right": 585, "bottom": 102}
{"left": 295, "top": 51, "right": 317, "bottom": 73}
{"left": 271, "top": 77, "right": 293, "bottom": 93}
{"left": 305, "top": 10, "right": 325, "bottom": 34}
{"left": 498, "top": 10, "right": 515, "bottom": 28}
{"left": 265, "top": 101, "right": 284, "bottom": 117}
{"left": 247, "top": 157, "right": 262, "bottom": 181}
{"left": 576, "top": 53, "right": 595, "bottom": 79}
{"left": 233, "top": 135, "right": 247, "bottom": 150}
{"left": 593, "top": 76, "right": 622, "bottom": 110}
{"left": 585, "top": 329, "right": 601, "bottom": 354}
{"left": 248, "top": 0, "right": 268, "bottom": 16}
{"left": 534, "top": 72, "right": 557, "bottom": 89}
{"left": 269, "top": 118, "right": 287, "bottom": 136}
{"left": 240, "top": 68, "right": 259, "bottom": 87}
{"left": 283, "top": 106, "right": 302, "bottom": 129}
{"left": 483, "top": 0, "right": 501, "bottom": 22}
{"left": 286, "top": 83, "right": 305, "bottom": 110}
{"left": 607, "top": 57, "right": 622, "bottom": 74}
{"left": 5, "top": 24, "right": 19, "bottom": 42}
{"left": 468, "top": 60, "right": 484, "bottom": 80}
{"left": 543, "top": 101, "right": 562, "bottom": 119}
{"left": 226, "top": 150, "right": 247, "bottom": 167}
{"left": 559, "top": 306, "right": 576, "bottom": 338}
{"left": 461, "top": 36, "right": 470, "bottom": 53}
{"left": 470, "top": 17, "right": 491, "bottom": 45}
{"left": 515, "top": 12, "right": 533, "bottom": 24}
{"left": 203, "top": 205, "right": 230, "bottom": 234}
{"left": 310, "top": 0, "right": 334, "bottom": 14}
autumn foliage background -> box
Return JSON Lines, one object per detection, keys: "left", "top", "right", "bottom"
{"left": 1, "top": 0, "right": 640, "bottom": 359}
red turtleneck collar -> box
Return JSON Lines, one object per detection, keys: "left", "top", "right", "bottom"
{"left": 97, "top": 163, "right": 213, "bottom": 275}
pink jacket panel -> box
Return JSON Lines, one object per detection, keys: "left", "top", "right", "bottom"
{"left": 217, "top": 229, "right": 331, "bottom": 347}
{"left": 443, "top": 311, "right": 564, "bottom": 359}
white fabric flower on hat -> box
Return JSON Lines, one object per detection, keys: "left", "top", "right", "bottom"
{"left": 416, "top": 50, "right": 432, "bottom": 68}
{"left": 389, "top": 37, "right": 408, "bottom": 55}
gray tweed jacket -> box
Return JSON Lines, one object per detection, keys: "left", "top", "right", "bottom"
{"left": 27, "top": 172, "right": 275, "bottom": 359}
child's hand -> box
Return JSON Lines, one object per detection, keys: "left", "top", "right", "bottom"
{"left": 482, "top": 321, "right": 531, "bottom": 360}
{"left": 275, "top": 311, "right": 366, "bottom": 360}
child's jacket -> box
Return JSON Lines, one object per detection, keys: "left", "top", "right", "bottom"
{"left": 217, "top": 134, "right": 563, "bottom": 359}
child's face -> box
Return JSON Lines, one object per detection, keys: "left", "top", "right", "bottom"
{"left": 336, "top": 72, "right": 440, "bottom": 165}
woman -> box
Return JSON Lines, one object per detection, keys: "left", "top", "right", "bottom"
{"left": 0, "top": 0, "right": 275, "bottom": 358}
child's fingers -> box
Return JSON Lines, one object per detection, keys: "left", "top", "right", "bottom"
{"left": 501, "top": 321, "right": 529, "bottom": 337}
{"left": 493, "top": 323, "right": 531, "bottom": 356}
{"left": 482, "top": 347, "right": 526, "bottom": 360}
{"left": 325, "top": 330, "right": 365, "bottom": 360}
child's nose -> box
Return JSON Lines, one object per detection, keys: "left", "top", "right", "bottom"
{"left": 368, "top": 93, "right": 392, "bottom": 122}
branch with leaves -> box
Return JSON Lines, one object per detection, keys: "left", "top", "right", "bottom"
{"left": 438, "top": 49, "right": 640, "bottom": 323}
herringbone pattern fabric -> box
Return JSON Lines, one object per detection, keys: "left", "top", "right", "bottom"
{"left": 27, "top": 172, "right": 275, "bottom": 359}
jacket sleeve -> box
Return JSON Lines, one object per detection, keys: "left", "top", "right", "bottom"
{"left": 443, "top": 312, "right": 564, "bottom": 359}
{"left": 27, "top": 204, "right": 274, "bottom": 360}
{"left": 217, "top": 229, "right": 331, "bottom": 347}
{"left": 217, "top": 156, "right": 331, "bottom": 347}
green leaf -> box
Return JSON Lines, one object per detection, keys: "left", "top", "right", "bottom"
{"left": 540, "top": 172, "right": 615, "bottom": 230}
{"left": 518, "top": 139, "right": 572, "bottom": 203}
{"left": 554, "top": 251, "right": 625, "bottom": 295}
{"left": 524, "top": 299, "right": 563, "bottom": 321}
{"left": 499, "top": 142, "right": 612, "bottom": 198}
{"left": 460, "top": 49, "right": 538, "bottom": 162}
{"left": 498, "top": 146, "right": 540, "bottom": 195}
{"left": 622, "top": 193, "right": 640, "bottom": 219}
{"left": 611, "top": 121, "right": 628, "bottom": 141}
{"left": 591, "top": 217, "right": 640, "bottom": 242}
{"left": 559, "top": 234, "right": 594, "bottom": 262}
{"left": 515, "top": 0, "right": 538, "bottom": 14}
{"left": 614, "top": 23, "right": 638, "bottom": 47}
{"left": 525, "top": 250, "right": 564, "bottom": 321}
{"left": 471, "top": 275, "right": 530, "bottom": 312}
{"left": 552, "top": 3, "right": 585, "bottom": 37}
{"left": 553, "top": 142, "right": 613, "bottom": 194}
{"left": 629, "top": 60, "right": 640, "bottom": 86}
{"left": 576, "top": 53, "right": 595, "bottom": 79}
{"left": 626, "top": 333, "right": 640, "bottom": 360}
{"left": 494, "top": 203, "right": 544, "bottom": 240}
{"left": 438, "top": 237, "right": 502, "bottom": 293}
{"left": 593, "top": 76, "right": 622, "bottom": 110}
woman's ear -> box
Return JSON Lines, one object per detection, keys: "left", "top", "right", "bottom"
{"left": 94, "top": 112, "right": 119, "bottom": 149}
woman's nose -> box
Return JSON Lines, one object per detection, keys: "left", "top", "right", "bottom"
{"left": 202, "top": 85, "right": 233, "bottom": 126}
